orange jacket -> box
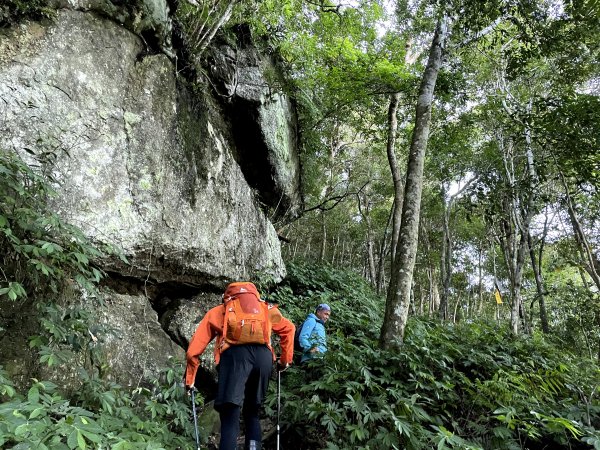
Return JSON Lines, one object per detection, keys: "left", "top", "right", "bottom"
{"left": 185, "top": 302, "right": 295, "bottom": 387}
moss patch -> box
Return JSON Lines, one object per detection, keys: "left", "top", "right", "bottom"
{"left": 0, "top": 0, "right": 54, "bottom": 28}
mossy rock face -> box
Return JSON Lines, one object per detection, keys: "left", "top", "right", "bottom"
{"left": 0, "top": 9, "right": 293, "bottom": 390}
{"left": 0, "top": 9, "right": 285, "bottom": 285}
{"left": 46, "top": 0, "right": 174, "bottom": 56}
{"left": 1, "top": 0, "right": 173, "bottom": 57}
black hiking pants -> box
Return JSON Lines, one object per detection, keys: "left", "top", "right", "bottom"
{"left": 216, "top": 344, "right": 273, "bottom": 450}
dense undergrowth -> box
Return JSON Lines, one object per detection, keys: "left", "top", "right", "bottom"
{"left": 0, "top": 364, "right": 194, "bottom": 449}
{"left": 265, "top": 261, "right": 600, "bottom": 450}
{"left": 1, "top": 149, "right": 599, "bottom": 449}
{"left": 0, "top": 151, "right": 196, "bottom": 449}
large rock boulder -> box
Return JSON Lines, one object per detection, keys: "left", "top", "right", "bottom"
{"left": 0, "top": 9, "right": 299, "bottom": 388}
{"left": 0, "top": 10, "right": 284, "bottom": 285}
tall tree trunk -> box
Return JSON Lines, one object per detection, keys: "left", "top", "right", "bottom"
{"left": 496, "top": 97, "right": 538, "bottom": 335}
{"left": 359, "top": 192, "right": 377, "bottom": 285}
{"left": 439, "top": 178, "right": 475, "bottom": 320}
{"left": 477, "top": 239, "right": 484, "bottom": 314}
{"left": 381, "top": 18, "right": 448, "bottom": 347}
{"left": 427, "top": 266, "right": 441, "bottom": 316}
{"left": 366, "top": 239, "right": 377, "bottom": 285}
{"left": 527, "top": 231, "right": 550, "bottom": 333}
{"left": 331, "top": 232, "right": 341, "bottom": 265}
{"left": 386, "top": 93, "right": 402, "bottom": 267}
{"left": 497, "top": 139, "right": 527, "bottom": 336}
{"left": 319, "top": 211, "right": 327, "bottom": 261}
{"left": 508, "top": 183, "right": 532, "bottom": 336}
{"left": 453, "top": 294, "right": 461, "bottom": 323}
{"left": 439, "top": 190, "right": 451, "bottom": 320}
{"left": 304, "top": 237, "right": 311, "bottom": 258}
{"left": 376, "top": 208, "right": 394, "bottom": 293}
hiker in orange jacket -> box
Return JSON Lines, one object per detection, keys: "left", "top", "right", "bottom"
{"left": 185, "top": 282, "right": 295, "bottom": 450}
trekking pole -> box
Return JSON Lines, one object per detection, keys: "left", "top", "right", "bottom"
{"left": 277, "top": 369, "right": 281, "bottom": 450}
{"left": 190, "top": 388, "right": 201, "bottom": 450}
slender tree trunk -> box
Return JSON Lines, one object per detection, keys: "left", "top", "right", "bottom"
{"left": 386, "top": 93, "right": 403, "bottom": 267}
{"left": 427, "top": 266, "right": 441, "bottom": 316}
{"left": 497, "top": 140, "right": 525, "bottom": 336}
{"left": 453, "top": 294, "right": 461, "bottom": 323}
{"left": 367, "top": 239, "right": 377, "bottom": 285}
{"left": 376, "top": 208, "right": 394, "bottom": 293}
{"left": 358, "top": 191, "right": 377, "bottom": 285}
{"left": 509, "top": 194, "right": 531, "bottom": 335}
{"left": 440, "top": 187, "right": 452, "bottom": 320}
{"left": 319, "top": 211, "right": 327, "bottom": 261}
{"left": 527, "top": 231, "right": 550, "bottom": 333}
{"left": 478, "top": 240, "right": 484, "bottom": 314}
{"left": 496, "top": 95, "right": 541, "bottom": 335}
{"left": 306, "top": 234, "right": 313, "bottom": 258}
{"left": 432, "top": 279, "right": 441, "bottom": 316}
{"left": 331, "top": 232, "right": 341, "bottom": 265}
{"left": 439, "top": 178, "right": 475, "bottom": 320}
{"left": 381, "top": 18, "right": 448, "bottom": 347}
{"left": 496, "top": 117, "right": 537, "bottom": 336}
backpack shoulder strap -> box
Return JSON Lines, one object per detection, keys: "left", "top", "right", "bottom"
{"left": 262, "top": 301, "right": 270, "bottom": 342}
{"left": 222, "top": 299, "right": 232, "bottom": 341}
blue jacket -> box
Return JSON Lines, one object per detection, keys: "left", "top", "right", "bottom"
{"left": 299, "top": 313, "right": 327, "bottom": 362}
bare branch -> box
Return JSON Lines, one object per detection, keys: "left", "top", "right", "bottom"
{"left": 304, "top": 181, "right": 370, "bottom": 213}
{"left": 454, "top": 17, "right": 505, "bottom": 49}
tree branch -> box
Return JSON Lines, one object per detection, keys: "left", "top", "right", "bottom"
{"left": 454, "top": 17, "right": 505, "bottom": 49}
{"left": 304, "top": 181, "right": 370, "bottom": 213}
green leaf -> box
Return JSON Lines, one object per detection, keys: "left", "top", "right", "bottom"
{"left": 14, "top": 423, "right": 29, "bottom": 437}
{"left": 80, "top": 430, "right": 102, "bottom": 443}
{"left": 77, "top": 429, "right": 86, "bottom": 450}
{"left": 67, "top": 429, "right": 78, "bottom": 449}
{"left": 28, "top": 385, "right": 40, "bottom": 403}
{"left": 29, "top": 407, "right": 44, "bottom": 419}
{"left": 73, "top": 252, "right": 89, "bottom": 265}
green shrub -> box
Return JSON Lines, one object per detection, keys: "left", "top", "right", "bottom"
{"left": 0, "top": 362, "right": 196, "bottom": 449}
{"left": 270, "top": 259, "right": 384, "bottom": 335}
{"left": 268, "top": 260, "right": 600, "bottom": 449}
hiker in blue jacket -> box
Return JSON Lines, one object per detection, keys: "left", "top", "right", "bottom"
{"left": 298, "top": 303, "right": 331, "bottom": 363}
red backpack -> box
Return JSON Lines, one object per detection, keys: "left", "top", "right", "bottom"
{"left": 222, "top": 282, "right": 271, "bottom": 346}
